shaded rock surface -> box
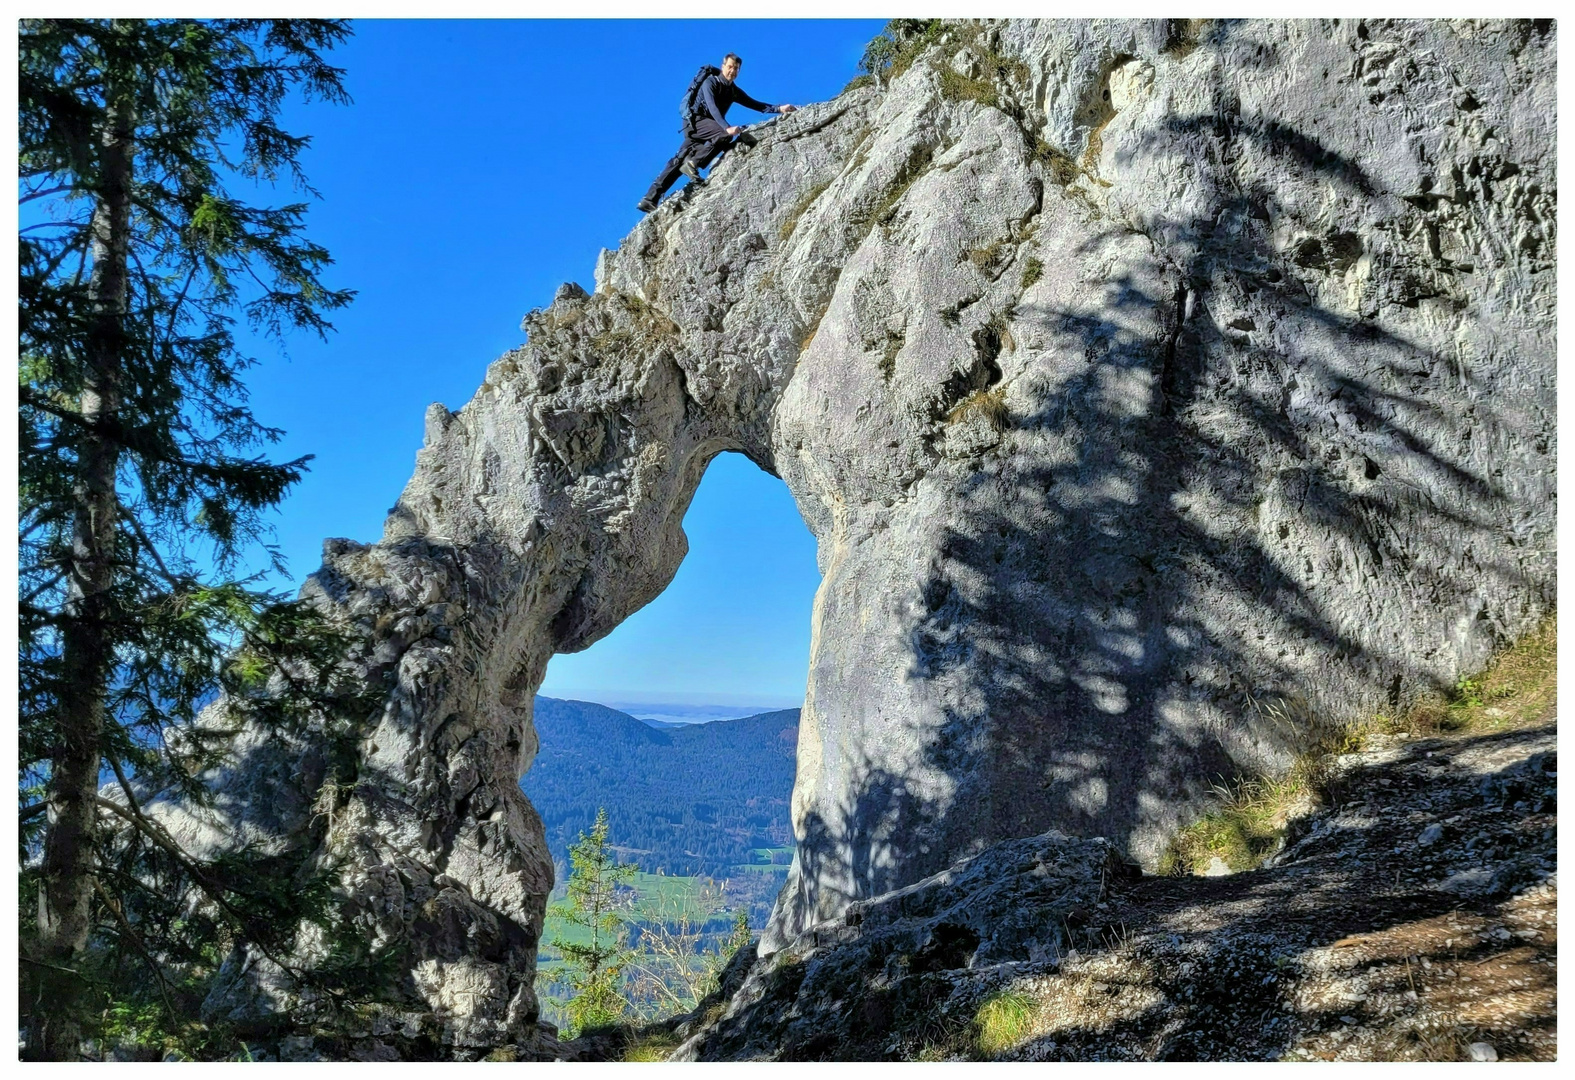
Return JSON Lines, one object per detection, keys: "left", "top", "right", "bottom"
{"left": 146, "top": 18, "right": 1555, "bottom": 1054}
{"left": 667, "top": 711, "right": 1557, "bottom": 1061}
{"left": 670, "top": 830, "right": 1132, "bottom": 1061}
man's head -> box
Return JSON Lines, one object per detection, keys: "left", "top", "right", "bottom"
{"left": 721, "top": 53, "right": 741, "bottom": 82}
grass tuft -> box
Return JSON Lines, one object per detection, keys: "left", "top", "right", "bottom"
{"left": 1081, "top": 118, "right": 1115, "bottom": 175}
{"left": 973, "top": 991, "right": 1037, "bottom": 1056}
{"left": 946, "top": 386, "right": 1009, "bottom": 431}
{"left": 1159, "top": 610, "right": 1557, "bottom": 876}
{"left": 862, "top": 144, "right": 934, "bottom": 236}
{"left": 939, "top": 67, "right": 998, "bottom": 109}
{"left": 1388, "top": 611, "right": 1557, "bottom": 737}
{"left": 1031, "top": 137, "right": 1081, "bottom": 186}
{"left": 967, "top": 240, "right": 1005, "bottom": 273}
{"left": 878, "top": 331, "right": 904, "bottom": 381}
{"left": 1163, "top": 18, "right": 1210, "bottom": 58}
{"left": 1162, "top": 771, "right": 1313, "bottom": 875}
{"left": 622, "top": 1033, "right": 680, "bottom": 1062}
{"left": 859, "top": 19, "right": 944, "bottom": 85}
{"left": 1020, "top": 256, "right": 1044, "bottom": 289}
{"left": 779, "top": 180, "right": 832, "bottom": 243}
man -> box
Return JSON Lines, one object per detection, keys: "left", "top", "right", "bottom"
{"left": 637, "top": 53, "right": 797, "bottom": 213}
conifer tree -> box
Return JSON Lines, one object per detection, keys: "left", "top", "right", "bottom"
{"left": 18, "top": 18, "right": 354, "bottom": 1059}
{"left": 548, "top": 808, "right": 636, "bottom": 1035}
{"left": 724, "top": 908, "right": 752, "bottom": 961}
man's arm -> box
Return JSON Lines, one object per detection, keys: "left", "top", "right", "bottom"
{"left": 700, "top": 77, "right": 730, "bottom": 128}
{"left": 730, "top": 83, "right": 778, "bottom": 114}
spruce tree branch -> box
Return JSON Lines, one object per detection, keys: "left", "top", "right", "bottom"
{"left": 19, "top": 954, "right": 89, "bottom": 980}
{"left": 21, "top": 220, "right": 89, "bottom": 234}
{"left": 21, "top": 569, "right": 70, "bottom": 606}
{"left": 21, "top": 385, "right": 308, "bottom": 490}
{"left": 25, "top": 229, "right": 92, "bottom": 281}
{"left": 163, "top": 263, "right": 201, "bottom": 342}
{"left": 118, "top": 507, "right": 181, "bottom": 586}
{"left": 17, "top": 386, "right": 94, "bottom": 430}
{"left": 21, "top": 183, "right": 86, "bottom": 204}
{"left": 93, "top": 783, "right": 308, "bottom": 987}
{"left": 21, "top": 800, "right": 51, "bottom": 822}
{"left": 93, "top": 878, "right": 179, "bottom": 1021}
{"left": 72, "top": 240, "right": 91, "bottom": 286}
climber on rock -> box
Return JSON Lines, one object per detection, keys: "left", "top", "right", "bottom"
{"left": 637, "top": 52, "right": 797, "bottom": 213}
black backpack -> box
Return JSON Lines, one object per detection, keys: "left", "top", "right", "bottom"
{"left": 680, "top": 65, "right": 721, "bottom": 135}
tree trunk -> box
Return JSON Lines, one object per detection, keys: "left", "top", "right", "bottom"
{"left": 28, "top": 61, "right": 133, "bottom": 1061}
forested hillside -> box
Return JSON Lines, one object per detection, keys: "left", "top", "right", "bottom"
{"left": 523, "top": 698, "right": 799, "bottom": 879}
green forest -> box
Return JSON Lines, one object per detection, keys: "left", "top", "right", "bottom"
{"left": 523, "top": 697, "right": 800, "bottom": 881}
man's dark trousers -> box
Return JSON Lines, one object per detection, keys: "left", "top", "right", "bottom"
{"left": 642, "top": 118, "right": 735, "bottom": 205}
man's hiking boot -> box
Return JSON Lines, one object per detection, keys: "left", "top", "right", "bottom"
{"left": 679, "top": 159, "right": 704, "bottom": 184}
{"left": 636, "top": 197, "right": 658, "bottom": 213}
{"left": 734, "top": 130, "right": 759, "bottom": 149}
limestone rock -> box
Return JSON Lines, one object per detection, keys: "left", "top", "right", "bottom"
{"left": 154, "top": 18, "right": 1555, "bottom": 1052}
{"left": 669, "top": 830, "right": 1128, "bottom": 1061}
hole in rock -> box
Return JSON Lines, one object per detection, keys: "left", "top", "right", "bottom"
{"left": 911, "top": 922, "right": 981, "bottom": 972}
{"left": 525, "top": 450, "right": 819, "bottom": 986}
{"left": 538, "top": 451, "right": 817, "bottom": 719}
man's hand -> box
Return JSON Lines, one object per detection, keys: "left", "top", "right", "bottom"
{"left": 777, "top": 104, "right": 798, "bottom": 114}
{"left": 727, "top": 125, "right": 743, "bottom": 135}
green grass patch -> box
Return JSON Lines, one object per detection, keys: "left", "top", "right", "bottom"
{"left": 1389, "top": 610, "right": 1557, "bottom": 737}
{"left": 748, "top": 847, "right": 794, "bottom": 862}
{"left": 540, "top": 913, "right": 594, "bottom": 950}
{"left": 541, "top": 872, "right": 733, "bottom": 950}
{"left": 1159, "top": 610, "right": 1557, "bottom": 876}
{"left": 973, "top": 990, "right": 1038, "bottom": 1056}
{"left": 623, "top": 1033, "right": 681, "bottom": 1061}
{"left": 625, "top": 872, "right": 726, "bottom": 921}
{"left": 1020, "top": 256, "right": 1043, "bottom": 289}
{"left": 1160, "top": 771, "right": 1312, "bottom": 875}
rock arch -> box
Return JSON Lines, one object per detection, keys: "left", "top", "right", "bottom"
{"left": 154, "top": 18, "right": 1554, "bottom": 1057}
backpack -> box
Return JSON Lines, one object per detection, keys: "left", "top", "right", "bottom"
{"left": 680, "top": 65, "right": 721, "bottom": 135}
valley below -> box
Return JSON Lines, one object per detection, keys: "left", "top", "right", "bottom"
{"left": 522, "top": 697, "right": 801, "bottom": 1027}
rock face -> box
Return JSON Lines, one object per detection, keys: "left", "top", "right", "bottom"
{"left": 154, "top": 18, "right": 1555, "bottom": 1054}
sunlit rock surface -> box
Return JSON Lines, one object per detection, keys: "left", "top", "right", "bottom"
{"left": 156, "top": 18, "right": 1555, "bottom": 1054}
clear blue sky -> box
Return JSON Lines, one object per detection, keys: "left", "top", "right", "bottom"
{"left": 236, "top": 20, "right": 884, "bottom": 706}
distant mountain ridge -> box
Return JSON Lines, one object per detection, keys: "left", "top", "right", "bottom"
{"left": 522, "top": 696, "right": 799, "bottom": 879}
{"left": 638, "top": 717, "right": 687, "bottom": 730}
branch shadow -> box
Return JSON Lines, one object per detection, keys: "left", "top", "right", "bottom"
{"left": 783, "top": 96, "right": 1549, "bottom": 917}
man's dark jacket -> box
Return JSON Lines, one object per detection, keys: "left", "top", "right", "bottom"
{"left": 688, "top": 73, "right": 777, "bottom": 133}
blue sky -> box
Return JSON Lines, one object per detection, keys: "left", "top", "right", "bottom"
{"left": 235, "top": 20, "right": 884, "bottom": 708}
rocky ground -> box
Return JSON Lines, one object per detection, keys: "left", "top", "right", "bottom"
{"left": 995, "top": 716, "right": 1557, "bottom": 1062}
{"left": 589, "top": 699, "right": 1554, "bottom": 1062}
